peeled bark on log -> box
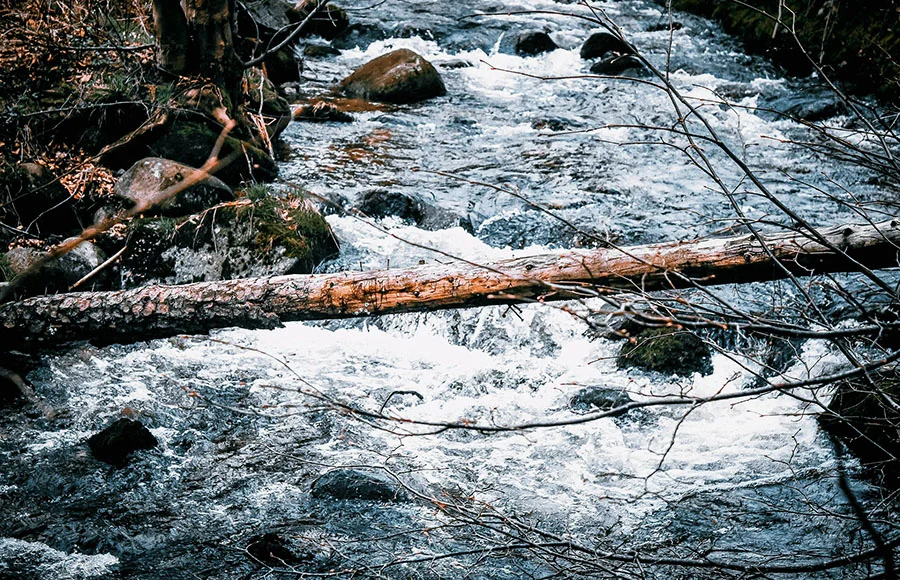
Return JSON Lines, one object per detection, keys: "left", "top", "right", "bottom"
{"left": 2, "top": 220, "right": 899, "bottom": 349}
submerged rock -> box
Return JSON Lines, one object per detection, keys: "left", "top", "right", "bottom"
{"left": 87, "top": 418, "right": 158, "bottom": 466}
{"left": 339, "top": 49, "right": 446, "bottom": 104}
{"left": 331, "top": 22, "right": 388, "bottom": 50}
{"left": 114, "top": 157, "right": 234, "bottom": 217}
{"left": 311, "top": 469, "right": 405, "bottom": 501}
{"left": 303, "top": 43, "right": 341, "bottom": 58}
{"left": 590, "top": 54, "right": 646, "bottom": 76}
{"left": 617, "top": 328, "right": 713, "bottom": 376}
{"left": 570, "top": 387, "right": 633, "bottom": 415}
{"left": 515, "top": 31, "right": 558, "bottom": 55}
{"left": 354, "top": 190, "right": 471, "bottom": 231}
{"left": 580, "top": 32, "right": 633, "bottom": 60}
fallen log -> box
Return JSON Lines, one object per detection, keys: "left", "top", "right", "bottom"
{"left": 2, "top": 219, "right": 899, "bottom": 349}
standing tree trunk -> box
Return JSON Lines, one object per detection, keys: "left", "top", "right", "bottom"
{"left": 151, "top": 0, "right": 191, "bottom": 76}
{"left": 151, "top": 0, "right": 240, "bottom": 86}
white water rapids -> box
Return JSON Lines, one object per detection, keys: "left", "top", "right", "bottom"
{"left": 2, "top": 0, "right": 895, "bottom": 578}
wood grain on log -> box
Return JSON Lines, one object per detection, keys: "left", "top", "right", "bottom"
{"left": 2, "top": 220, "right": 899, "bottom": 349}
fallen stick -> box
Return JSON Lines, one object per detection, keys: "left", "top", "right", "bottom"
{"left": 2, "top": 219, "right": 899, "bottom": 349}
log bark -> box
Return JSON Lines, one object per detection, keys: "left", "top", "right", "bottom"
{"left": 2, "top": 220, "right": 899, "bottom": 350}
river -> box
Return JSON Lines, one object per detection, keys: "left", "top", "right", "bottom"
{"left": 1, "top": 0, "right": 895, "bottom": 578}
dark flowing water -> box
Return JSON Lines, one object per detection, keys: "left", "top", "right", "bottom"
{"left": 1, "top": 1, "right": 895, "bottom": 578}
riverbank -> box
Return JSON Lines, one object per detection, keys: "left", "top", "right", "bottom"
{"left": 668, "top": 0, "right": 900, "bottom": 103}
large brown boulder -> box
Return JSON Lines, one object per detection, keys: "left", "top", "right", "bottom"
{"left": 339, "top": 49, "right": 446, "bottom": 104}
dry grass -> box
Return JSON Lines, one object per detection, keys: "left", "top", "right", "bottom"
{"left": 0, "top": 0, "right": 154, "bottom": 202}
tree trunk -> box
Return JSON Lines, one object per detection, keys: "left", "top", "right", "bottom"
{"left": 152, "top": 0, "right": 240, "bottom": 85}
{"left": 2, "top": 220, "right": 899, "bottom": 350}
{"left": 151, "top": 0, "right": 190, "bottom": 75}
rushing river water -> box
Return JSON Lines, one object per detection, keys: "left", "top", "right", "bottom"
{"left": 2, "top": 0, "right": 896, "bottom": 578}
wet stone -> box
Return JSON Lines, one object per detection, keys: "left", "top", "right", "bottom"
{"left": 355, "top": 190, "right": 471, "bottom": 231}
{"left": 310, "top": 469, "right": 405, "bottom": 501}
{"left": 339, "top": 48, "right": 446, "bottom": 104}
{"left": 303, "top": 43, "right": 341, "bottom": 58}
{"left": 570, "top": 387, "right": 633, "bottom": 415}
{"left": 580, "top": 32, "right": 633, "bottom": 59}
{"left": 646, "top": 21, "right": 683, "bottom": 32}
{"left": 87, "top": 418, "right": 158, "bottom": 466}
{"left": 515, "top": 31, "right": 558, "bottom": 55}
{"left": 590, "top": 54, "right": 646, "bottom": 76}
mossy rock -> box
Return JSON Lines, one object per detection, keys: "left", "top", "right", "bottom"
{"left": 617, "top": 327, "right": 713, "bottom": 376}
{"left": 820, "top": 377, "right": 900, "bottom": 483}
{"left": 121, "top": 191, "right": 338, "bottom": 287}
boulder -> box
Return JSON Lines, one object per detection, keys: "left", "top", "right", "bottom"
{"left": 121, "top": 193, "right": 338, "bottom": 287}
{"left": 590, "top": 54, "right": 645, "bottom": 76}
{"left": 580, "top": 32, "right": 633, "bottom": 59}
{"left": 238, "top": 0, "right": 293, "bottom": 39}
{"left": 244, "top": 67, "right": 294, "bottom": 139}
{"left": 303, "top": 43, "right": 341, "bottom": 58}
{"left": 354, "top": 190, "right": 472, "bottom": 231}
{"left": 0, "top": 369, "right": 26, "bottom": 407}
{"left": 287, "top": 0, "right": 350, "bottom": 40}
{"left": 87, "top": 418, "right": 158, "bottom": 466}
{"left": 515, "top": 31, "right": 558, "bottom": 55}
{"left": 310, "top": 469, "right": 404, "bottom": 501}
{"left": 570, "top": 387, "right": 633, "bottom": 415}
{"left": 339, "top": 49, "right": 446, "bottom": 104}
{"left": 100, "top": 116, "right": 279, "bottom": 187}
{"left": 0, "top": 163, "right": 81, "bottom": 239}
{"left": 646, "top": 21, "right": 683, "bottom": 32}
{"left": 3, "top": 239, "right": 109, "bottom": 296}
{"left": 264, "top": 47, "right": 303, "bottom": 84}
{"left": 114, "top": 158, "right": 234, "bottom": 217}
{"left": 617, "top": 328, "right": 713, "bottom": 376}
